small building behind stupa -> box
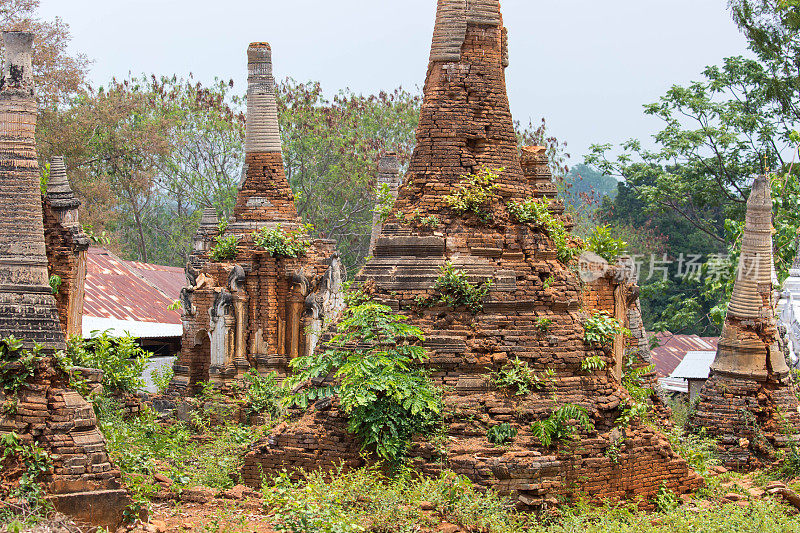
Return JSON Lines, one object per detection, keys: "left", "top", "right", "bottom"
{"left": 690, "top": 175, "right": 800, "bottom": 469}
{"left": 169, "top": 43, "right": 345, "bottom": 394}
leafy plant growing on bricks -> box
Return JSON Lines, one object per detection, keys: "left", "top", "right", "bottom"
{"left": 48, "top": 274, "right": 62, "bottom": 295}
{"left": 616, "top": 362, "right": 656, "bottom": 427}
{"left": 374, "top": 183, "right": 397, "bottom": 223}
{"left": 209, "top": 233, "right": 240, "bottom": 261}
{"left": 0, "top": 336, "right": 37, "bottom": 401}
{"left": 65, "top": 331, "right": 150, "bottom": 393}
{"left": 252, "top": 223, "right": 313, "bottom": 258}
{"left": 530, "top": 404, "right": 594, "bottom": 447}
{"left": 535, "top": 317, "right": 553, "bottom": 332}
{"left": 587, "top": 224, "right": 629, "bottom": 263}
{"left": 432, "top": 261, "right": 494, "bottom": 313}
{"left": 243, "top": 368, "right": 288, "bottom": 419}
{"left": 287, "top": 301, "right": 443, "bottom": 465}
{"left": 580, "top": 355, "right": 607, "bottom": 372}
{"left": 507, "top": 197, "right": 581, "bottom": 263}
{"left": 487, "top": 422, "right": 517, "bottom": 445}
{"left": 491, "top": 358, "right": 554, "bottom": 396}
{"left": 444, "top": 167, "right": 502, "bottom": 221}
{"left": 0, "top": 431, "right": 51, "bottom": 508}
{"left": 583, "top": 312, "right": 630, "bottom": 347}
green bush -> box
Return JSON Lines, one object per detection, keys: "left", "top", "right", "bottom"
{"left": 432, "top": 261, "right": 493, "bottom": 313}
{"left": 149, "top": 365, "right": 173, "bottom": 395}
{"left": 583, "top": 312, "right": 630, "bottom": 347}
{"left": 48, "top": 274, "right": 62, "bottom": 295}
{"left": 535, "top": 317, "right": 553, "bottom": 332}
{"left": 444, "top": 167, "right": 502, "bottom": 220}
{"left": 0, "top": 336, "right": 38, "bottom": 399}
{"left": 530, "top": 404, "right": 594, "bottom": 447}
{"left": 580, "top": 355, "right": 607, "bottom": 372}
{"left": 65, "top": 332, "right": 150, "bottom": 394}
{"left": 209, "top": 233, "right": 239, "bottom": 261}
{"left": 587, "top": 224, "right": 629, "bottom": 263}
{"left": 487, "top": 423, "right": 517, "bottom": 445}
{"left": 491, "top": 358, "right": 554, "bottom": 396}
{"left": 243, "top": 368, "right": 287, "bottom": 419}
{"left": 507, "top": 197, "right": 581, "bottom": 263}
{"left": 252, "top": 223, "right": 312, "bottom": 258}
{"left": 287, "top": 301, "right": 443, "bottom": 465}
{"left": 0, "top": 431, "right": 51, "bottom": 507}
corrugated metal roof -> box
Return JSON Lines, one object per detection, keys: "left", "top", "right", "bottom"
{"left": 84, "top": 248, "right": 183, "bottom": 329}
{"left": 659, "top": 377, "right": 689, "bottom": 394}
{"left": 650, "top": 333, "right": 718, "bottom": 377}
{"left": 83, "top": 316, "right": 182, "bottom": 339}
{"left": 670, "top": 350, "right": 716, "bottom": 380}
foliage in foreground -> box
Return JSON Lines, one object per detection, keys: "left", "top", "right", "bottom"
{"left": 261, "top": 464, "right": 800, "bottom": 533}
{"left": 287, "top": 301, "right": 443, "bottom": 465}
{"left": 64, "top": 332, "right": 150, "bottom": 394}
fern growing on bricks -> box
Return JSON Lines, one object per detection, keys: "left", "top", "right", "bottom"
{"left": 432, "top": 261, "right": 494, "bottom": 313}
{"left": 287, "top": 301, "right": 442, "bottom": 465}
{"left": 530, "top": 404, "right": 594, "bottom": 447}
{"left": 444, "top": 167, "right": 502, "bottom": 220}
{"left": 507, "top": 197, "right": 581, "bottom": 263}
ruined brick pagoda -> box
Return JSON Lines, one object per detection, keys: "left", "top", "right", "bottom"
{"left": 170, "top": 43, "right": 345, "bottom": 393}
{"left": 690, "top": 175, "right": 800, "bottom": 470}
{"left": 0, "top": 31, "right": 127, "bottom": 526}
{"left": 43, "top": 155, "right": 89, "bottom": 339}
{"left": 242, "top": 1, "right": 702, "bottom": 507}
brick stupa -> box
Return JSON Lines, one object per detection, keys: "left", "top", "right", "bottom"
{"left": 0, "top": 32, "right": 128, "bottom": 527}
{"left": 243, "top": 1, "right": 702, "bottom": 507}
{"left": 690, "top": 175, "right": 800, "bottom": 470}
{"left": 170, "top": 43, "right": 345, "bottom": 393}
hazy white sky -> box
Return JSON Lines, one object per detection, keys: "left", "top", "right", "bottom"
{"left": 38, "top": 0, "right": 750, "bottom": 164}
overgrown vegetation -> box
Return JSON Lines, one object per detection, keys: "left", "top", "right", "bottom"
{"left": 530, "top": 404, "right": 594, "bottom": 447}
{"left": 252, "top": 223, "right": 312, "bottom": 258}
{"left": 209, "top": 233, "right": 239, "bottom": 262}
{"left": 0, "top": 336, "right": 38, "bottom": 403}
{"left": 617, "top": 362, "right": 656, "bottom": 427}
{"left": 64, "top": 332, "right": 151, "bottom": 394}
{"left": 580, "top": 355, "right": 607, "bottom": 372}
{"left": 243, "top": 369, "right": 287, "bottom": 419}
{"left": 583, "top": 312, "right": 629, "bottom": 347}
{"left": 586, "top": 224, "right": 629, "bottom": 262}
{"left": 507, "top": 197, "right": 580, "bottom": 263}
{"left": 0, "top": 432, "right": 51, "bottom": 510}
{"left": 431, "top": 261, "right": 494, "bottom": 313}
{"left": 487, "top": 423, "right": 517, "bottom": 445}
{"left": 48, "top": 274, "right": 62, "bottom": 296}
{"left": 287, "top": 301, "right": 443, "bottom": 465}
{"left": 444, "top": 167, "right": 502, "bottom": 220}
{"left": 491, "top": 358, "right": 554, "bottom": 396}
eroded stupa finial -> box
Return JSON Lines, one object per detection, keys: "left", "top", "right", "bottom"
{"left": 46, "top": 156, "right": 80, "bottom": 210}
{"left": 245, "top": 42, "right": 281, "bottom": 154}
{"left": 429, "top": 0, "right": 502, "bottom": 63}
{"left": 2, "top": 31, "right": 34, "bottom": 93}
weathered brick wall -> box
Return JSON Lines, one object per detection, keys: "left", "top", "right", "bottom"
{"left": 243, "top": 1, "right": 702, "bottom": 508}
{"left": 234, "top": 152, "right": 300, "bottom": 223}
{"left": 0, "top": 356, "right": 129, "bottom": 525}
{"left": 42, "top": 197, "right": 87, "bottom": 338}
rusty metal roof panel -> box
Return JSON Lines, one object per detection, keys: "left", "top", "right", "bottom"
{"left": 649, "top": 333, "right": 719, "bottom": 377}
{"left": 84, "top": 248, "right": 182, "bottom": 326}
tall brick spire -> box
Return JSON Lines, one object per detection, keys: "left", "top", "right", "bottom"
{"left": 232, "top": 42, "right": 299, "bottom": 225}
{"left": 247, "top": 1, "right": 703, "bottom": 506}
{"left": 391, "top": 0, "right": 531, "bottom": 223}
{"left": 0, "top": 32, "right": 64, "bottom": 350}
{"left": 691, "top": 175, "right": 800, "bottom": 469}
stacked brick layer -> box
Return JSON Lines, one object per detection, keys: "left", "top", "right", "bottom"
{"left": 243, "top": 2, "right": 701, "bottom": 507}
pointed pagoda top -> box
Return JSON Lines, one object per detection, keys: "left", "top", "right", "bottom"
{"left": 727, "top": 175, "right": 774, "bottom": 320}
{"left": 377, "top": 152, "right": 401, "bottom": 184}
{"left": 245, "top": 41, "right": 281, "bottom": 154}
{"left": 391, "top": 0, "right": 530, "bottom": 222}
{"left": 46, "top": 156, "right": 81, "bottom": 210}
{"left": 199, "top": 207, "right": 219, "bottom": 228}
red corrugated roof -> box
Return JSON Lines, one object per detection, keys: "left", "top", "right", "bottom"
{"left": 649, "top": 333, "right": 719, "bottom": 377}
{"left": 84, "top": 248, "right": 183, "bottom": 325}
